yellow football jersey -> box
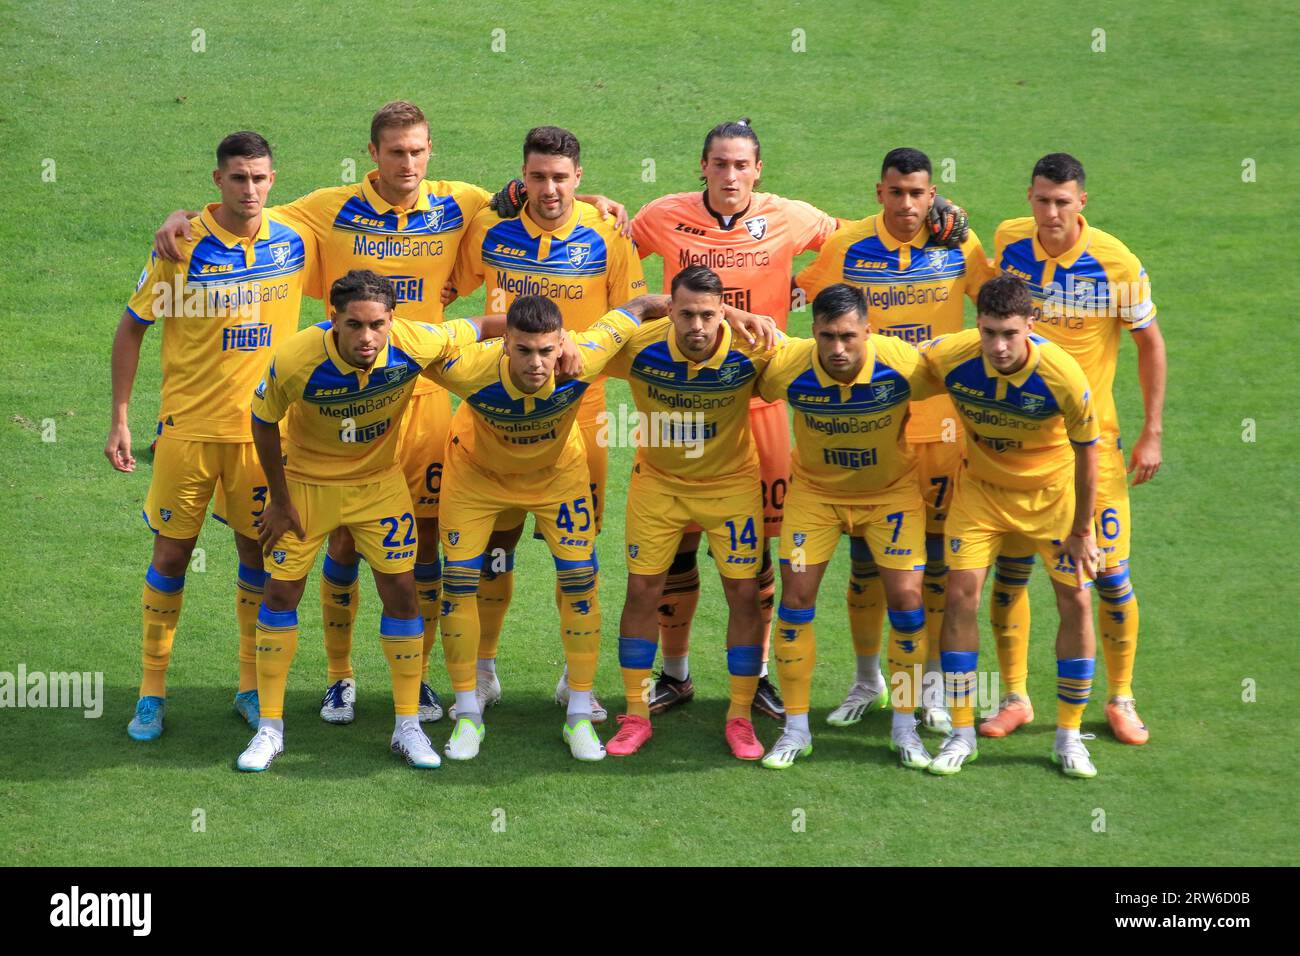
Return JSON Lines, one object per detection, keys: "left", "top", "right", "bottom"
{"left": 795, "top": 213, "right": 995, "bottom": 443}
{"left": 126, "top": 204, "right": 320, "bottom": 442}
{"left": 449, "top": 201, "right": 646, "bottom": 332}
{"left": 919, "top": 329, "right": 1099, "bottom": 491}
{"left": 757, "top": 335, "right": 938, "bottom": 504}
{"left": 426, "top": 307, "right": 646, "bottom": 474}
{"left": 251, "top": 317, "right": 481, "bottom": 485}
{"left": 274, "top": 170, "right": 492, "bottom": 396}
{"left": 994, "top": 214, "right": 1156, "bottom": 443}
{"left": 604, "top": 322, "right": 780, "bottom": 495}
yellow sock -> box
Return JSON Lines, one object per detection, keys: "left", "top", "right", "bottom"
{"left": 659, "top": 561, "right": 700, "bottom": 658}
{"left": 557, "top": 565, "right": 601, "bottom": 692}
{"left": 886, "top": 606, "right": 926, "bottom": 711}
{"left": 847, "top": 540, "right": 885, "bottom": 657}
{"left": 726, "top": 645, "right": 762, "bottom": 720}
{"left": 1057, "top": 657, "right": 1095, "bottom": 728}
{"left": 773, "top": 605, "right": 816, "bottom": 716}
{"left": 255, "top": 605, "right": 299, "bottom": 720}
{"left": 440, "top": 557, "right": 482, "bottom": 692}
{"left": 476, "top": 549, "right": 514, "bottom": 661}
{"left": 320, "top": 555, "right": 359, "bottom": 682}
{"left": 941, "top": 650, "right": 978, "bottom": 729}
{"left": 1096, "top": 567, "right": 1139, "bottom": 698}
{"left": 235, "top": 563, "right": 265, "bottom": 693}
{"left": 381, "top": 616, "right": 424, "bottom": 717}
{"left": 618, "top": 637, "right": 656, "bottom": 718}
{"left": 140, "top": 566, "right": 185, "bottom": 699}
{"left": 990, "top": 555, "right": 1033, "bottom": 697}
{"left": 414, "top": 560, "right": 442, "bottom": 673}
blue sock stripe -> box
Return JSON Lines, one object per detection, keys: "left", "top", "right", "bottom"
{"left": 777, "top": 603, "right": 815, "bottom": 625}
{"left": 322, "top": 554, "right": 360, "bottom": 586}
{"left": 237, "top": 563, "right": 267, "bottom": 589}
{"left": 145, "top": 565, "right": 185, "bottom": 593}
{"left": 414, "top": 559, "right": 442, "bottom": 583}
{"left": 618, "top": 637, "right": 658, "bottom": 669}
{"left": 1095, "top": 567, "right": 1133, "bottom": 603}
{"left": 941, "top": 650, "right": 979, "bottom": 674}
{"left": 257, "top": 605, "right": 298, "bottom": 629}
{"left": 887, "top": 606, "right": 926, "bottom": 633}
{"left": 849, "top": 537, "right": 871, "bottom": 562}
{"left": 380, "top": 615, "right": 424, "bottom": 638}
{"left": 727, "top": 644, "right": 763, "bottom": 677}
{"left": 1057, "top": 657, "right": 1096, "bottom": 680}
{"left": 996, "top": 554, "right": 1037, "bottom": 567}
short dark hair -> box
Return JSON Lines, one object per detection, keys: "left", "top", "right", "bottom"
{"left": 370, "top": 101, "right": 428, "bottom": 146}
{"left": 216, "top": 131, "right": 272, "bottom": 168}
{"left": 881, "top": 147, "right": 930, "bottom": 179}
{"left": 671, "top": 265, "right": 724, "bottom": 298}
{"left": 523, "top": 126, "right": 581, "bottom": 165}
{"left": 507, "top": 295, "right": 564, "bottom": 334}
{"left": 330, "top": 270, "right": 396, "bottom": 314}
{"left": 700, "top": 117, "right": 760, "bottom": 182}
{"left": 812, "top": 284, "right": 867, "bottom": 324}
{"left": 976, "top": 275, "right": 1035, "bottom": 321}
{"left": 1032, "top": 152, "right": 1086, "bottom": 190}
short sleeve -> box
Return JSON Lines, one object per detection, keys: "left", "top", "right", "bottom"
{"left": 960, "top": 229, "right": 997, "bottom": 301}
{"left": 1054, "top": 352, "right": 1100, "bottom": 445}
{"left": 126, "top": 250, "right": 181, "bottom": 325}
{"left": 1118, "top": 253, "right": 1157, "bottom": 330}
{"left": 786, "top": 198, "right": 839, "bottom": 254}
{"left": 251, "top": 353, "right": 292, "bottom": 425}
{"left": 794, "top": 231, "right": 847, "bottom": 299}
{"left": 605, "top": 231, "right": 647, "bottom": 307}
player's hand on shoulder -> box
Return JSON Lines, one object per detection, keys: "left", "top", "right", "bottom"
{"left": 927, "top": 195, "right": 969, "bottom": 249}
{"left": 725, "top": 307, "right": 778, "bottom": 350}
{"left": 154, "top": 210, "right": 193, "bottom": 262}
{"left": 105, "top": 423, "right": 135, "bottom": 473}
{"left": 490, "top": 179, "right": 527, "bottom": 218}
{"left": 259, "top": 499, "right": 305, "bottom": 555}
{"left": 587, "top": 195, "right": 631, "bottom": 236}
{"left": 558, "top": 329, "right": 583, "bottom": 378}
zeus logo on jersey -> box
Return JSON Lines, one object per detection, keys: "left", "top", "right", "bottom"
{"left": 222, "top": 323, "right": 273, "bottom": 352}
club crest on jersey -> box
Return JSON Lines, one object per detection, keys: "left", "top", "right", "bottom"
{"left": 567, "top": 242, "right": 592, "bottom": 268}
{"left": 383, "top": 366, "right": 405, "bottom": 384}
{"left": 269, "top": 242, "right": 291, "bottom": 268}
{"left": 1021, "top": 392, "right": 1046, "bottom": 413}
{"left": 273, "top": 549, "right": 286, "bottom": 564}
{"left": 950, "top": 538, "right": 961, "bottom": 553}
{"left": 926, "top": 248, "right": 949, "bottom": 270}
{"left": 718, "top": 363, "right": 740, "bottom": 385}
{"left": 447, "top": 531, "right": 460, "bottom": 545}
{"left": 424, "top": 206, "right": 444, "bottom": 232}
{"left": 744, "top": 216, "right": 767, "bottom": 240}
{"left": 628, "top": 544, "right": 639, "bottom": 558}
{"left": 159, "top": 508, "right": 172, "bottom": 522}
{"left": 872, "top": 381, "right": 894, "bottom": 403}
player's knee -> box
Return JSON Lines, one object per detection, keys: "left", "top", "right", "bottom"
{"left": 722, "top": 576, "right": 761, "bottom": 614}
{"left": 625, "top": 574, "right": 664, "bottom": 612}
{"left": 151, "top": 536, "right": 195, "bottom": 577}
{"left": 945, "top": 573, "right": 982, "bottom": 612}
{"left": 264, "top": 576, "right": 305, "bottom": 612}
{"left": 1053, "top": 581, "right": 1093, "bottom": 625}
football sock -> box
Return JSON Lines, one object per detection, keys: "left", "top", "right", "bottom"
{"left": 259, "top": 717, "right": 284, "bottom": 733}
{"left": 726, "top": 644, "right": 762, "bottom": 721}
{"left": 475, "top": 548, "right": 514, "bottom": 662}
{"left": 785, "top": 712, "right": 810, "bottom": 737}
{"left": 321, "top": 554, "right": 359, "bottom": 682}
{"left": 886, "top": 606, "right": 926, "bottom": 711}
{"left": 954, "top": 725, "right": 977, "bottom": 747}
{"left": 566, "top": 690, "right": 593, "bottom": 724}
{"left": 556, "top": 556, "right": 600, "bottom": 694}
{"left": 439, "top": 556, "right": 483, "bottom": 694}
{"left": 1056, "top": 657, "right": 1094, "bottom": 729}
{"left": 662, "top": 655, "right": 689, "bottom": 681}
{"left": 235, "top": 563, "right": 265, "bottom": 693}
{"left": 255, "top": 605, "right": 299, "bottom": 721}
{"left": 757, "top": 551, "right": 775, "bottom": 675}
{"left": 618, "top": 637, "right": 657, "bottom": 719}
{"left": 847, "top": 538, "right": 885, "bottom": 658}
{"left": 380, "top": 615, "right": 423, "bottom": 718}
{"left": 1055, "top": 726, "right": 1082, "bottom": 749}
{"left": 453, "top": 691, "right": 480, "bottom": 723}
{"left": 855, "top": 654, "right": 884, "bottom": 688}
{"left": 942, "top": 649, "right": 979, "bottom": 731}
{"left": 414, "top": 559, "right": 442, "bottom": 672}
{"left": 1096, "top": 566, "right": 1139, "bottom": 698}
{"left": 891, "top": 710, "right": 916, "bottom": 735}
{"left": 658, "top": 550, "right": 700, "bottom": 659}
{"left": 920, "top": 535, "right": 947, "bottom": 682}
{"left": 773, "top": 604, "right": 816, "bottom": 716}
{"left": 990, "top": 554, "right": 1034, "bottom": 697}
{"left": 477, "top": 657, "right": 497, "bottom": 674}
{"left": 140, "top": 566, "right": 185, "bottom": 699}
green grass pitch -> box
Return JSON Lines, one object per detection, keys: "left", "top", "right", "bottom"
{"left": 1, "top": 0, "right": 1296, "bottom": 866}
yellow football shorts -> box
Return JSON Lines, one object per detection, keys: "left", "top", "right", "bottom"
{"left": 145, "top": 435, "right": 266, "bottom": 540}
{"left": 915, "top": 438, "right": 964, "bottom": 536}
{"left": 946, "top": 470, "right": 1083, "bottom": 587}
{"left": 266, "top": 469, "right": 417, "bottom": 580}
{"left": 396, "top": 386, "right": 453, "bottom": 520}
{"left": 625, "top": 466, "right": 763, "bottom": 579}
{"left": 780, "top": 481, "right": 926, "bottom": 571}
{"left": 440, "top": 444, "right": 596, "bottom": 565}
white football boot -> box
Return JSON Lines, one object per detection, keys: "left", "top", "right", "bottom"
{"left": 320, "top": 678, "right": 356, "bottom": 724}
{"left": 237, "top": 726, "right": 284, "bottom": 772}
{"left": 391, "top": 718, "right": 442, "bottom": 769}
{"left": 826, "top": 681, "right": 887, "bottom": 726}
{"left": 443, "top": 717, "right": 486, "bottom": 761}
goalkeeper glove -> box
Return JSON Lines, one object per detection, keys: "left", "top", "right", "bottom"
{"left": 926, "top": 195, "right": 969, "bottom": 248}
{"left": 490, "top": 178, "right": 527, "bottom": 218}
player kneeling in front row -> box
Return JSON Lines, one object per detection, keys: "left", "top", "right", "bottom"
{"left": 239, "top": 270, "right": 502, "bottom": 772}
{"left": 918, "top": 275, "right": 1104, "bottom": 778}
{"left": 756, "top": 285, "right": 937, "bottom": 770}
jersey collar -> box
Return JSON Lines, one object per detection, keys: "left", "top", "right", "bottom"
{"left": 701, "top": 189, "right": 752, "bottom": 231}
{"left": 812, "top": 337, "right": 877, "bottom": 389}
{"left": 323, "top": 326, "right": 391, "bottom": 387}
{"left": 361, "top": 170, "right": 431, "bottom": 214}
{"left": 199, "top": 203, "right": 271, "bottom": 248}
{"left": 498, "top": 352, "right": 557, "bottom": 402}
{"left": 981, "top": 337, "right": 1041, "bottom": 389}
{"left": 1032, "top": 214, "right": 1091, "bottom": 268}
{"left": 873, "top": 213, "right": 928, "bottom": 251}
{"left": 667, "top": 323, "right": 733, "bottom": 370}
{"left": 520, "top": 203, "right": 581, "bottom": 241}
